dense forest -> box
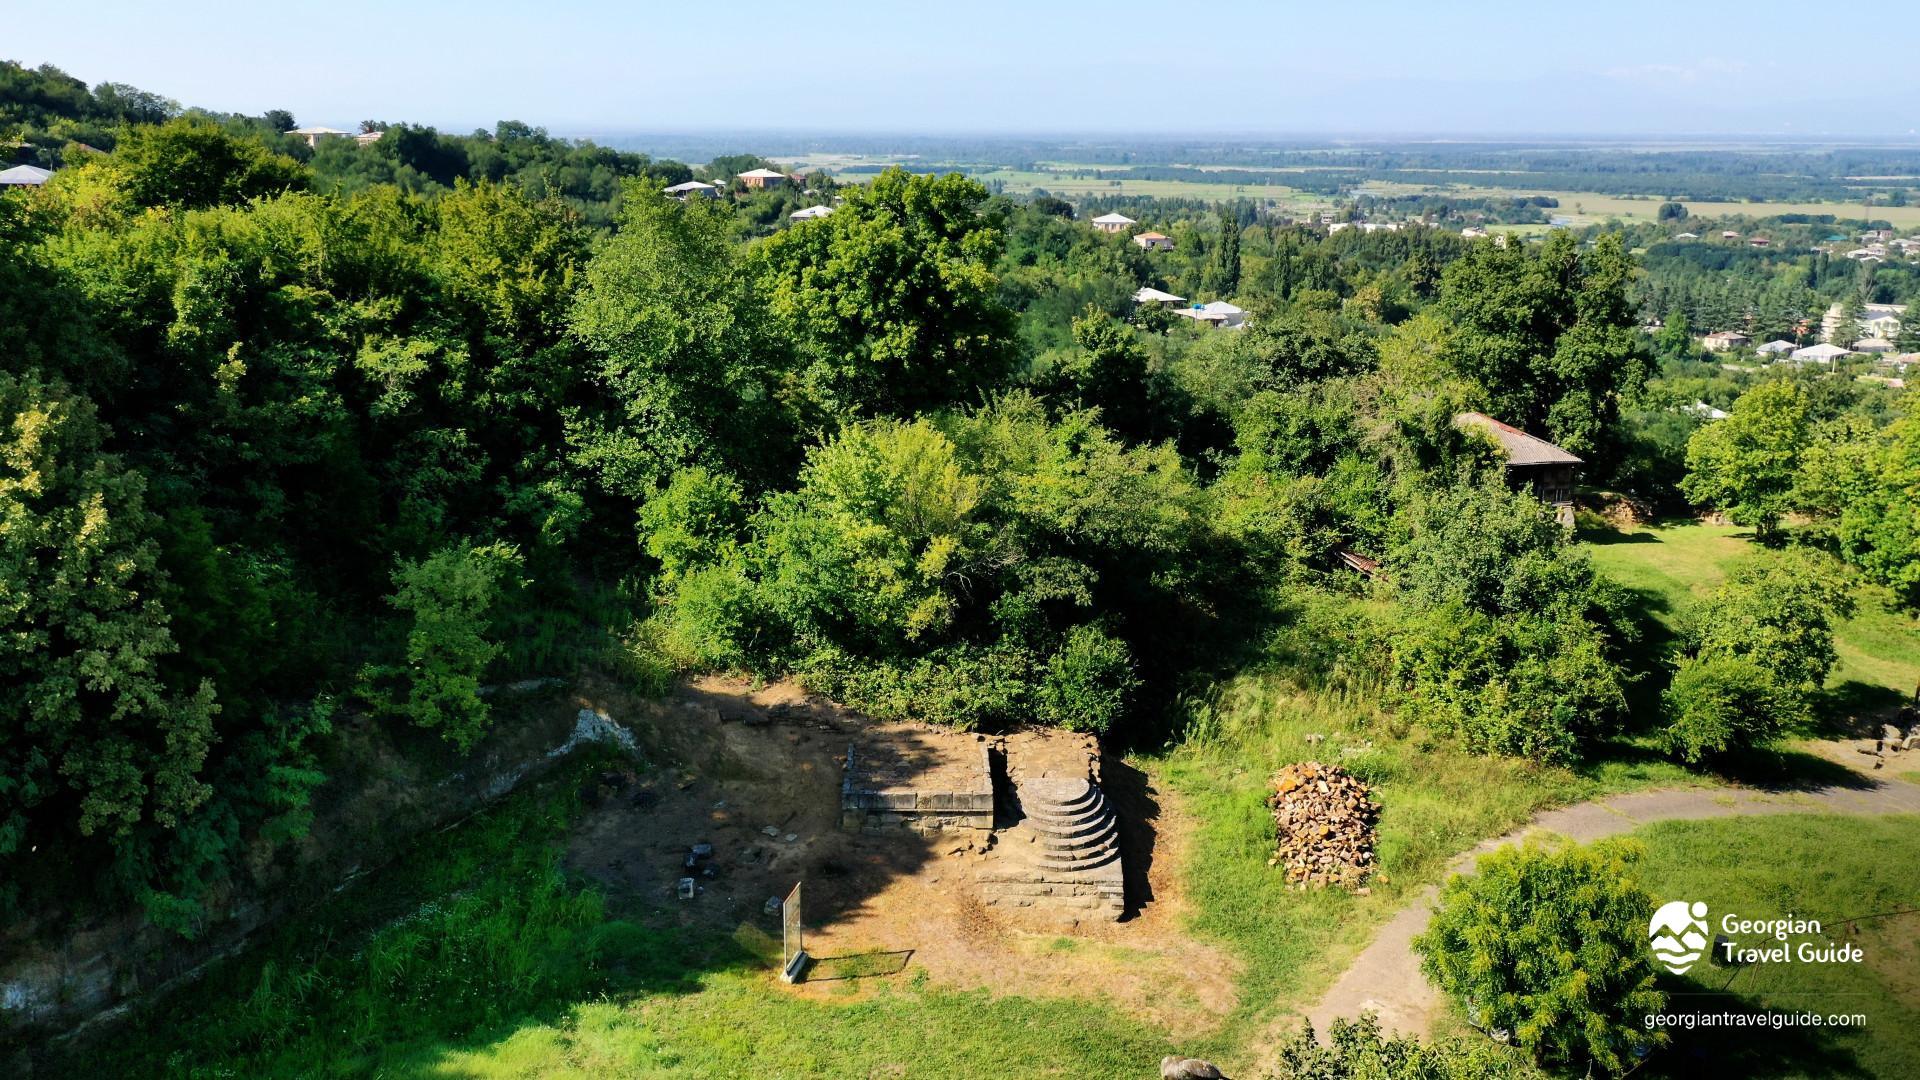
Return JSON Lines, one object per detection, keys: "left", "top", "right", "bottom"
{"left": 3, "top": 57, "right": 1917, "bottom": 957}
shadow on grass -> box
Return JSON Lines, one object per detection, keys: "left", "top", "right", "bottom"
{"left": 1705, "top": 746, "right": 1876, "bottom": 793}
{"left": 802, "top": 948, "right": 915, "bottom": 982}
{"left": 1579, "top": 528, "right": 1661, "bottom": 546}
{"left": 1810, "top": 681, "right": 1908, "bottom": 739}
{"left": 1646, "top": 985, "right": 1872, "bottom": 1079}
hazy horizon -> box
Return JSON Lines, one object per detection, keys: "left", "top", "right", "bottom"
{"left": 11, "top": 0, "right": 1920, "bottom": 141}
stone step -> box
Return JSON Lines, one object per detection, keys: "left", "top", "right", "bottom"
{"left": 1040, "top": 818, "right": 1118, "bottom": 854}
{"left": 1034, "top": 844, "right": 1121, "bottom": 873}
{"left": 1018, "top": 779, "right": 1100, "bottom": 815}
{"left": 1022, "top": 804, "right": 1113, "bottom": 838}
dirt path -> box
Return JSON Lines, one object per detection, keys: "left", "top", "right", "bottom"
{"left": 1302, "top": 775, "right": 1920, "bottom": 1043}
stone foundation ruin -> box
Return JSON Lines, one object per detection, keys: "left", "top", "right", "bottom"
{"left": 840, "top": 724, "right": 1125, "bottom": 923}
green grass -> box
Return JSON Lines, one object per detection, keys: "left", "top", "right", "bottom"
{"left": 1629, "top": 815, "right": 1920, "bottom": 1079}
{"left": 1583, "top": 520, "right": 1920, "bottom": 704}
{"left": 54, "top": 757, "right": 1169, "bottom": 1080}
{"left": 1148, "top": 672, "right": 1701, "bottom": 1061}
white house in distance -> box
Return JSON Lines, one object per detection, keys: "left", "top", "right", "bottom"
{"left": 1132, "top": 286, "right": 1186, "bottom": 305}
{"left": 665, "top": 180, "right": 718, "bottom": 200}
{"left": 0, "top": 164, "right": 53, "bottom": 187}
{"left": 1823, "top": 302, "right": 1906, "bottom": 342}
{"left": 1091, "top": 212, "right": 1135, "bottom": 234}
{"left": 790, "top": 205, "right": 833, "bottom": 221}
{"left": 1755, "top": 339, "right": 1797, "bottom": 356}
{"left": 1175, "top": 300, "right": 1248, "bottom": 329}
{"left": 1683, "top": 400, "right": 1730, "bottom": 420}
{"left": 1132, "top": 231, "right": 1173, "bottom": 251}
{"left": 1702, "top": 330, "right": 1751, "bottom": 352}
{"left": 1792, "top": 342, "right": 1853, "bottom": 364}
{"left": 287, "top": 126, "right": 351, "bottom": 148}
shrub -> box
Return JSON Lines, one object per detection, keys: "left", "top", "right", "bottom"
{"left": 1036, "top": 623, "right": 1139, "bottom": 733}
{"left": 357, "top": 541, "right": 525, "bottom": 750}
{"left": 1683, "top": 549, "right": 1854, "bottom": 690}
{"left": 1270, "top": 1014, "right": 1547, "bottom": 1079}
{"left": 1660, "top": 655, "right": 1807, "bottom": 763}
{"left": 1414, "top": 838, "right": 1665, "bottom": 1074}
{"left": 1391, "top": 604, "right": 1626, "bottom": 764}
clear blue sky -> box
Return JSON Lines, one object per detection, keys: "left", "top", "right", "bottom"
{"left": 10, "top": 0, "right": 1918, "bottom": 137}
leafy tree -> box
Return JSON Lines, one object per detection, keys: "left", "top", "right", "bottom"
{"left": 1653, "top": 309, "right": 1692, "bottom": 360}
{"left": 1681, "top": 380, "right": 1809, "bottom": 539}
{"left": 94, "top": 118, "right": 308, "bottom": 209}
{"left": 1437, "top": 232, "right": 1645, "bottom": 456}
{"left": 1682, "top": 550, "right": 1854, "bottom": 691}
{"left": 1656, "top": 200, "right": 1688, "bottom": 222}
{"left": 754, "top": 167, "right": 1018, "bottom": 421}
{"left": 0, "top": 372, "right": 217, "bottom": 893}
{"left": 569, "top": 185, "right": 795, "bottom": 496}
{"left": 1386, "top": 481, "right": 1631, "bottom": 761}
{"left": 1059, "top": 306, "right": 1152, "bottom": 438}
{"left": 1414, "top": 839, "right": 1665, "bottom": 1074}
{"left": 358, "top": 541, "right": 525, "bottom": 750}
{"left": 1202, "top": 209, "right": 1241, "bottom": 296}
{"left": 1661, "top": 655, "right": 1807, "bottom": 763}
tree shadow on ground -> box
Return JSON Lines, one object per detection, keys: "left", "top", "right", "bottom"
{"left": 1810, "top": 681, "right": 1908, "bottom": 739}
{"left": 1579, "top": 527, "right": 1662, "bottom": 545}
{"left": 1644, "top": 985, "right": 1872, "bottom": 1079}
{"left": 1704, "top": 746, "right": 1877, "bottom": 792}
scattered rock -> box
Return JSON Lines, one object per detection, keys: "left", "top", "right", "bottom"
{"left": 763, "top": 825, "right": 780, "bottom": 837}
{"left": 1266, "top": 761, "right": 1379, "bottom": 890}
{"left": 1161, "top": 1055, "right": 1227, "bottom": 1080}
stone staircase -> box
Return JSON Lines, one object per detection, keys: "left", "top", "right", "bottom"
{"left": 978, "top": 777, "right": 1125, "bottom": 921}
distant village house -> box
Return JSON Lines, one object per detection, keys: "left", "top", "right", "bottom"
{"left": 1701, "top": 330, "right": 1750, "bottom": 352}
{"left": 665, "top": 180, "right": 718, "bottom": 200}
{"left": 0, "top": 164, "right": 53, "bottom": 187}
{"left": 287, "top": 126, "right": 351, "bottom": 148}
{"left": 1174, "top": 300, "right": 1247, "bottom": 329}
{"left": 1131, "top": 286, "right": 1186, "bottom": 305}
{"left": 1132, "top": 231, "right": 1173, "bottom": 251}
{"left": 738, "top": 168, "right": 790, "bottom": 190}
{"left": 1091, "top": 212, "right": 1135, "bottom": 234}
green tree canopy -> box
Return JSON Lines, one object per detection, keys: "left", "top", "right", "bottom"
{"left": 1415, "top": 838, "right": 1665, "bottom": 1074}
{"left": 754, "top": 167, "right": 1018, "bottom": 422}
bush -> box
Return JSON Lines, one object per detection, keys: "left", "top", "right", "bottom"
{"left": 1413, "top": 838, "right": 1665, "bottom": 1074}
{"left": 1683, "top": 550, "right": 1854, "bottom": 690}
{"left": 1391, "top": 604, "right": 1625, "bottom": 764}
{"left": 1036, "top": 623, "right": 1139, "bottom": 733}
{"left": 1661, "top": 655, "right": 1806, "bottom": 763}
{"left": 1270, "top": 1014, "right": 1547, "bottom": 1079}
{"left": 357, "top": 541, "right": 525, "bottom": 750}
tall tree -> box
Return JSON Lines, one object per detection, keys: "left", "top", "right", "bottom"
{"left": 0, "top": 372, "right": 217, "bottom": 897}
{"left": 1436, "top": 232, "right": 1645, "bottom": 456}
{"left": 753, "top": 167, "right": 1018, "bottom": 422}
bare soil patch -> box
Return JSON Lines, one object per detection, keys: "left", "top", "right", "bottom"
{"left": 564, "top": 675, "right": 1241, "bottom": 1040}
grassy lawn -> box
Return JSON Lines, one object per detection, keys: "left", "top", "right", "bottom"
{"left": 1583, "top": 520, "right": 1920, "bottom": 708}
{"left": 1149, "top": 671, "right": 1701, "bottom": 1059}
{"left": 1630, "top": 815, "right": 1920, "bottom": 1079}
{"left": 58, "top": 760, "right": 1168, "bottom": 1079}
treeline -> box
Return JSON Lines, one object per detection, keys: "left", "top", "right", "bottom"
{"left": 4, "top": 64, "right": 1918, "bottom": 944}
